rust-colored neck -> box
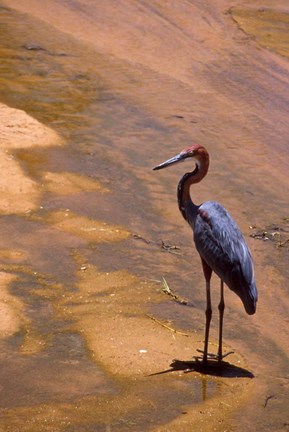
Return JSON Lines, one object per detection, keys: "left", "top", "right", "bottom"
{"left": 177, "top": 148, "right": 209, "bottom": 221}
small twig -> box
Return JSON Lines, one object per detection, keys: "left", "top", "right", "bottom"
{"left": 146, "top": 314, "right": 190, "bottom": 337}
{"left": 133, "top": 234, "right": 182, "bottom": 255}
{"left": 263, "top": 394, "right": 276, "bottom": 408}
{"left": 162, "top": 277, "right": 188, "bottom": 305}
{"left": 160, "top": 240, "right": 181, "bottom": 255}
{"left": 277, "top": 239, "right": 289, "bottom": 248}
{"left": 133, "top": 234, "right": 151, "bottom": 244}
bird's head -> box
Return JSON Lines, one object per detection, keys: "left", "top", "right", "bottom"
{"left": 153, "top": 144, "right": 209, "bottom": 171}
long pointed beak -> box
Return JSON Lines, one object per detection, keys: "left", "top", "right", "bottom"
{"left": 153, "top": 152, "right": 186, "bottom": 171}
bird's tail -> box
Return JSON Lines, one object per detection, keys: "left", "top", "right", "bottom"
{"left": 229, "top": 266, "right": 258, "bottom": 315}
{"left": 244, "top": 281, "right": 258, "bottom": 315}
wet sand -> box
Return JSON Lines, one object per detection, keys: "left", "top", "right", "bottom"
{"left": 0, "top": 1, "right": 288, "bottom": 431}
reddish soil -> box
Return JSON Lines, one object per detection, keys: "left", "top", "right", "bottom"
{"left": 0, "top": 1, "right": 288, "bottom": 431}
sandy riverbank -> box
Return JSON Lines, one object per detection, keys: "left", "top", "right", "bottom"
{"left": 0, "top": 103, "right": 62, "bottom": 214}
{"left": 0, "top": 1, "right": 288, "bottom": 431}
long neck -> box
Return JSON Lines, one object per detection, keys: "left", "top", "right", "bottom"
{"left": 177, "top": 153, "right": 209, "bottom": 224}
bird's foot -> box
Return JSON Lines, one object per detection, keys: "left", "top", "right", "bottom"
{"left": 193, "top": 349, "right": 234, "bottom": 364}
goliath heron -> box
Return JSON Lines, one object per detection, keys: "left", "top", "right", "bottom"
{"left": 153, "top": 144, "right": 258, "bottom": 364}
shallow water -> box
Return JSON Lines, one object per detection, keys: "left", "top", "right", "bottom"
{"left": 0, "top": 1, "right": 288, "bottom": 431}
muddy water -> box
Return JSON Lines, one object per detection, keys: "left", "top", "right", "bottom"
{"left": 0, "top": 1, "right": 288, "bottom": 431}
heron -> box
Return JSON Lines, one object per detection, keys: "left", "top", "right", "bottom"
{"left": 153, "top": 144, "right": 258, "bottom": 364}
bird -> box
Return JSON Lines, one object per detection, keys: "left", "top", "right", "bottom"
{"left": 153, "top": 144, "right": 258, "bottom": 364}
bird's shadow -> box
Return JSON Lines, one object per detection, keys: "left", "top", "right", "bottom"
{"left": 148, "top": 358, "right": 254, "bottom": 378}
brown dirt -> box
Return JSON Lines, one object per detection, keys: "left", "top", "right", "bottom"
{"left": 0, "top": 103, "right": 62, "bottom": 214}
{"left": 0, "top": 1, "right": 288, "bottom": 431}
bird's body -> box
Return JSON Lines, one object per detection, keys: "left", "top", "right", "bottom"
{"left": 186, "top": 199, "right": 257, "bottom": 316}
{"left": 153, "top": 144, "right": 258, "bottom": 364}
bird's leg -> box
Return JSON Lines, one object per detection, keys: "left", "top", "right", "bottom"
{"left": 194, "top": 261, "right": 233, "bottom": 365}
{"left": 201, "top": 259, "right": 212, "bottom": 365}
{"left": 217, "top": 280, "right": 225, "bottom": 362}
{"left": 203, "top": 280, "right": 212, "bottom": 364}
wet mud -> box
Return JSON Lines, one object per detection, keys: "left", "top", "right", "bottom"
{"left": 0, "top": 1, "right": 288, "bottom": 431}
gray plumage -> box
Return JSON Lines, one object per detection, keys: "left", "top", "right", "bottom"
{"left": 191, "top": 200, "right": 257, "bottom": 315}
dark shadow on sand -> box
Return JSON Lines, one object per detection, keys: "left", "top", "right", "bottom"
{"left": 148, "top": 358, "right": 254, "bottom": 378}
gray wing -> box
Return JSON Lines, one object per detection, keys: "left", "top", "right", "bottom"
{"left": 193, "top": 201, "right": 257, "bottom": 314}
